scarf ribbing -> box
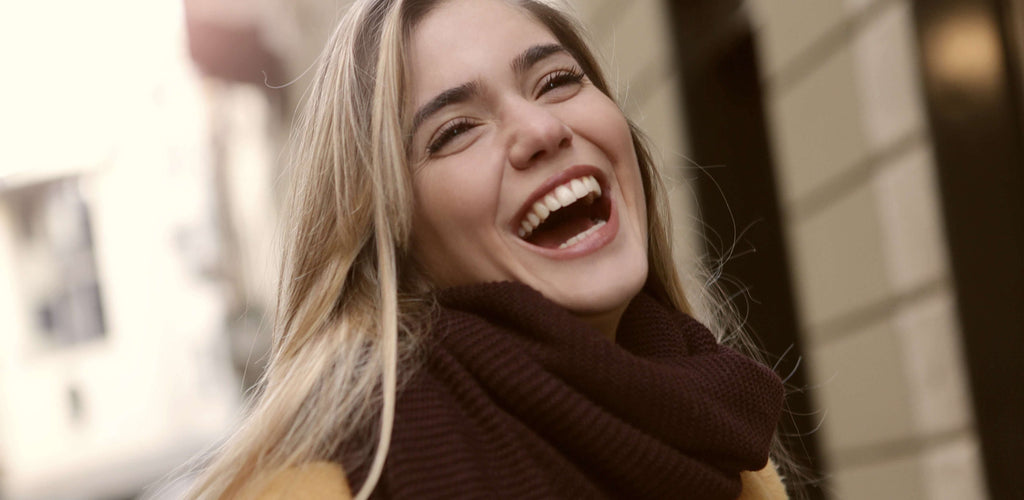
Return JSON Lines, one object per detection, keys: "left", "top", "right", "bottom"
{"left": 371, "top": 282, "right": 783, "bottom": 499}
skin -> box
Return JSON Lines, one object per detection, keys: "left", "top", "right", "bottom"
{"left": 407, "top": 0, "right": 648, "bottom": 338}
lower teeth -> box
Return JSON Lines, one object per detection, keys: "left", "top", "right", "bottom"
{"left": 558, "top": 220, "right": 607, "bottom": 249}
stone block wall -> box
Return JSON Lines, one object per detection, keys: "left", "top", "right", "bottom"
{"left": 750, "top": 0, "right": 986, "bottom": 498}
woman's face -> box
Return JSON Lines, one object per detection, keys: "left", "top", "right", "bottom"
{"left": 407, "top": 0, "right": 648, "bottom": 335}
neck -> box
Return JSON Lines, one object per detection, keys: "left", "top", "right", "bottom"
{"left": 574, "top": 305, "right": 627, "bottom": 341}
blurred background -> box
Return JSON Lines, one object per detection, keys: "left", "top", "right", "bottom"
{"left": 0, "top": 0, "right": 1020, "bottom": 498}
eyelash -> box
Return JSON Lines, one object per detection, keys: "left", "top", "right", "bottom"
{"left": 536, "top": 67, "right": 585, "bottom": 97}
{"left": 427, "top": 117, "right": 477, "bottom": 155}
{"left": 425, "top": 67, "right": 587, "bottom": 155}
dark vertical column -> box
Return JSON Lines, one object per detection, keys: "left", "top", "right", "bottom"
{"left": 664, "top": 3, "right": 828, "bottom": 498}
{"left": 911, "top": 1, "right": 1024, "bottom": 498}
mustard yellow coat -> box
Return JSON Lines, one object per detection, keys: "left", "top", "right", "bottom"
{"left": 248, "top": 461, "right": 788, "bottom": 499}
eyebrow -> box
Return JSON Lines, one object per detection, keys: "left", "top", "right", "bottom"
{"left": 411, "top": 81, "right": 481, "bottom": 133}
{"left": 511, "top": 43, "right": 568, "bottom": 76}
{"left": 411, "top": 43, "right": 570, "bottom": 134}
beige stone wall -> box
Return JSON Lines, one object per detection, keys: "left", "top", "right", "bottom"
{"left": 750, "top": 0, "right": 986, "bottom": 498}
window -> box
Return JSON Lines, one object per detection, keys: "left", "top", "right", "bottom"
{"left": 7, "top": 177, "right": 106, "bottom": 346}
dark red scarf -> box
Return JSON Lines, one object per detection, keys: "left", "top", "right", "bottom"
{"left": 371, "top": 282, "right": 783, "bottom": 499}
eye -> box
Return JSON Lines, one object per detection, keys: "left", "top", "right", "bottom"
{"left": 427, "top": 118, "right": 479, "bottom": 155}
{"left": 536, "top": 67, "right": 585, "bottom": 98}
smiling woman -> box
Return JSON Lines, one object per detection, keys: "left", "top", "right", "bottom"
{"left": 407, "top": 1, "right": 648, "bottom": 336}
{"left": 188, "top": 1, "right": 789, "bottom": 499}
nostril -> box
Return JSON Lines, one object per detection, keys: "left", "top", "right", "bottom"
{"left": 523, "top": 131, "right": 569, "bottom": 164}
{"left": 510, "top": 117, "right": 572, "bottom": 169}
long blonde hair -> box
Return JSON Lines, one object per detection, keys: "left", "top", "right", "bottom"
{"left": 188, "top": 0, "right": 760, "bottom": 498}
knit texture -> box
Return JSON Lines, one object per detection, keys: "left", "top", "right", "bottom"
{"left": 369, "top": 282, "right": 783, "bottom": 499}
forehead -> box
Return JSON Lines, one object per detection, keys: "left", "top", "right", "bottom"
{"left": 407, "top": 0, "right": 559, "bottom": 102}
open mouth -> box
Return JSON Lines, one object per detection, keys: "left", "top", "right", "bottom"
{"left": 516, "top": 175, "right": 611, "bottom": 249}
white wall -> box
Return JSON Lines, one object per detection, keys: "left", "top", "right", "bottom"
{"left": 0, "top": 1, "right": 243, "bottom": 497}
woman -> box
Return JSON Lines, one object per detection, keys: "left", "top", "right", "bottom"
{"left": 190, "top": 0, "right": 788, "bottom": 498}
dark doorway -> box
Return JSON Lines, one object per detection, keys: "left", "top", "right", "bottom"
{"left": 911, "top": 0, "right": 1024, "bottom": 498}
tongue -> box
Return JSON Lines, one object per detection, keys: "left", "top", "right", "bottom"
{"left": 527, "top": 202, "right": 597, "bottom": 248}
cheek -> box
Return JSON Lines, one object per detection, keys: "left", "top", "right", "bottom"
{"left": 601, "top": 114, "right": 648, "bottom": 231}
{"left": 414, "top": 163, "right": 498, "bottom": 231}
{"left": 623, "top": 152, "right": 649, "bottom": 244}
{"left": 410, "top": 159, "right": 503, "bottom": 281}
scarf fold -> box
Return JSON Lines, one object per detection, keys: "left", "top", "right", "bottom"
{"left": 374, "top": 282, "right": 783, "bottom": 499}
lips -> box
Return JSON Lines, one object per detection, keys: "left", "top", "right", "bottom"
{"left": 514, "top": 169, "right": 612, "bottom": 250}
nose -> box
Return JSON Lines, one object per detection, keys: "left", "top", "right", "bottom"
{"left": 507, "top": 102, "right": 573, "bottom": 170}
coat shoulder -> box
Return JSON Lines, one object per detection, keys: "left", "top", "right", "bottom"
{"left": 246, "top": 462, "right": 352, "bottom": 499}
{"left": 737, "top": 459, "right": 789, "bottom": 500}
{"left": 243, "top": 459, "right": 783, "bottom": 499}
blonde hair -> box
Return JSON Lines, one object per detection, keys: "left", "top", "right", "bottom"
{"left": 188, "top": 0, "right": 775, "bottom": 498}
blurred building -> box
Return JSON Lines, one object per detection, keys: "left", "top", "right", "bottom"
{"left": 0, "top": 1, "right": 270, "bottom": 498}
{"left": 0, "top": 0, "right": 1020, "bottom": 499}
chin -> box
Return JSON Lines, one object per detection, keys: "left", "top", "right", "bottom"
{"left": 543, "top": 258, "right": 649, "bottom": 317}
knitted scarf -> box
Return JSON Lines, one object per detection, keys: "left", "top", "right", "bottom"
{"left": 370, "top": 282, "right": 783, "bottom": 499}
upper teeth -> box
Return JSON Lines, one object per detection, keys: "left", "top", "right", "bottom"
{"left": 518, "top": 175, "right": 602, "bottom": 238}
